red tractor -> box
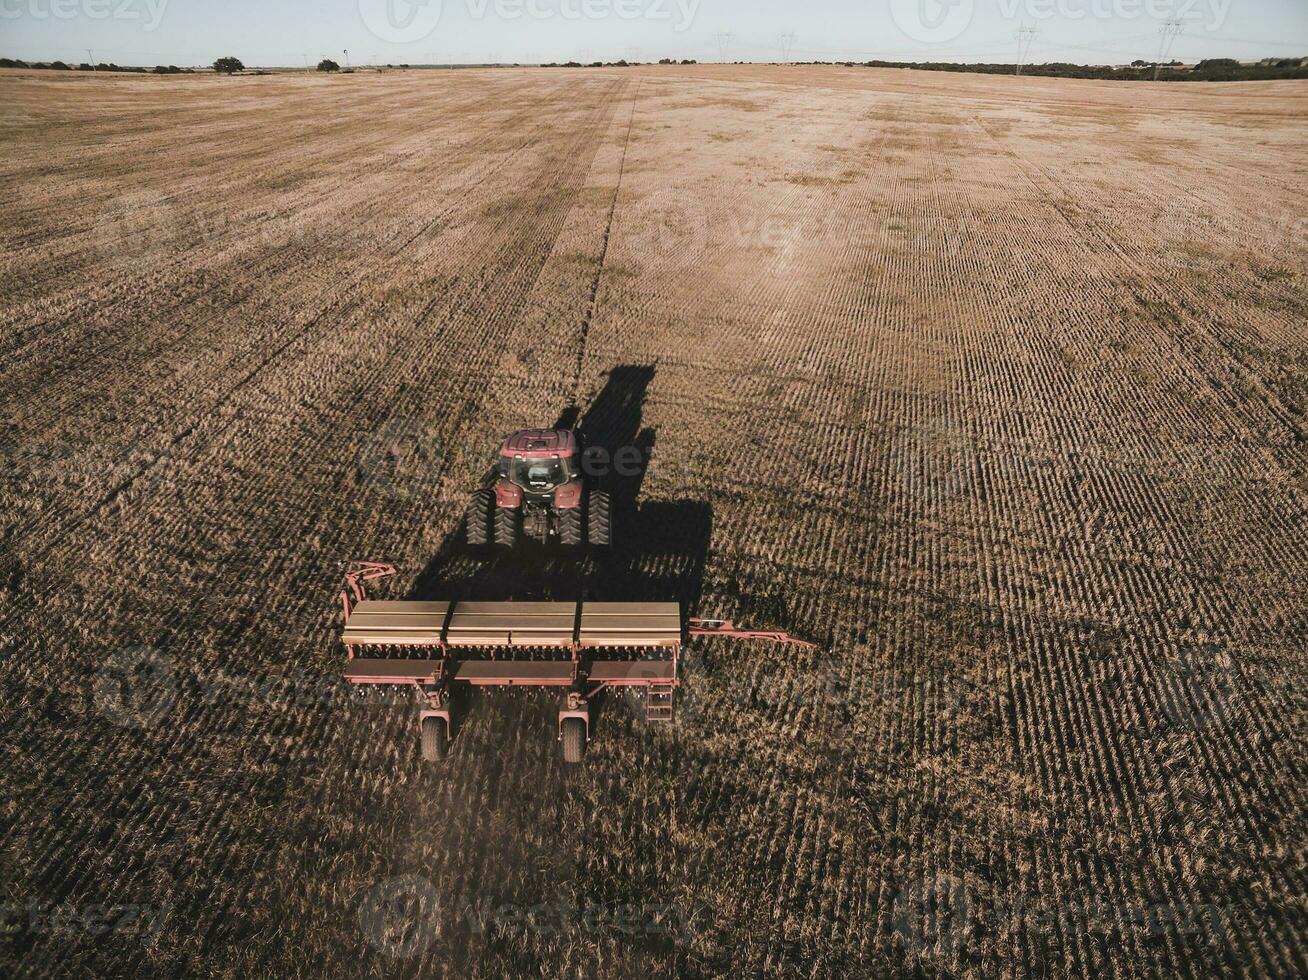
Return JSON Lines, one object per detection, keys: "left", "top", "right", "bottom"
{"left": 465, "top": 429, "right": 612, "bottom": 549}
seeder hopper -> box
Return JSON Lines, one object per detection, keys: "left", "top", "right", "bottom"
{"left": 339, "top": 561, "right": 814, "bottom": 763}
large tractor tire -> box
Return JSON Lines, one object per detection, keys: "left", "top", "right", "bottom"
{"left": 560, "top": 718, "right": 586, "bottom": 764}
{"left": 494, "top": 507, "right": 520, "bottom": 549}
{"left": 587, "top": 491, "right": 611, "bottom": 549}
{"left": 421, "top": 717, "right": 447, "bottom": 762}
{"left": 558, "top": 506, "right": 584, "bottom": 547}
{"left": 465, "top": 490, "right": 492, "bottom": 549}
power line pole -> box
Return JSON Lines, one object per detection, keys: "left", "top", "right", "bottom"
{"left": 1154, "top": 20, "right": 1183, "bottom": 80}
{"left": 1015, "top": 27, "right": 1038, "bottom": 76}
{"left": 714, "top": 33, "right": 736, "bottom": 64}
{"left": 778, "top": 32, "right": 796, "bottom": 64}
{"left": 86, "top": 48, "right": 95, "bottom": 69}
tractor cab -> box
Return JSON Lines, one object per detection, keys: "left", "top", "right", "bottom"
{"left": 498, "top": 430, "right": 581, "bottom": 495}
{"left": 465, "top": 429, "right": 610, "bottom": 549}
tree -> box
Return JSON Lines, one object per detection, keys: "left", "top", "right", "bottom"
{"left": 213, "top": 57, "right": 245, "bottom": 75}
{"left": 317, "top": 59, "right": 340, "bottom": 72}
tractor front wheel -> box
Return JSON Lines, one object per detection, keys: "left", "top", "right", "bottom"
{"left": 465, "top": 490, "right": 492, "bottom": 549}
{"left": 494, "top": 507, "right": 520, "bottom": 549}
{"left": 561, "top": 718, "right": 587, "bottom": 764}
{"left": 587, "top": 491, "right": 611, "bottom": 550}
{"left": 421, "top": 717, "right": 447, "bottom": 762}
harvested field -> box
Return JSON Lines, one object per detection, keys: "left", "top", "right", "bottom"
{"left": 1, "top": 63, "right": 1306, "bottom": 977}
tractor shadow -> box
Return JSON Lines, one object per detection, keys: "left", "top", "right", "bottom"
{"left": 412, "top": 364, "right": 711, "bottom": 611}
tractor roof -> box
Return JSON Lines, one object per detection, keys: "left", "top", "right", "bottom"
{"left": 501, "top": 429, "right": 578, "bottom": 459}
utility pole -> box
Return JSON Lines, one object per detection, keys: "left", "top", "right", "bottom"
{"left": 87, "top": 49, "right": 95, "bottom": 69}
{"left": 778, "top": 32, "right": 796, "bottom": 64}
{"left": 714, "top": 32, "right": 735, "bottom": 64}
{"left": 301, "top": 54, "right": 309, "bottom": 69}
{"left": 1015, "top": 27, "right": 1038, "bottom": 76}
{"left": 1154, "top": 20, "right": 1183, "bottom": 81}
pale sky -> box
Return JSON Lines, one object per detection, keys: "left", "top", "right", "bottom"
{"left": 2, "top": 0, "right": 1305, "bottom": 68}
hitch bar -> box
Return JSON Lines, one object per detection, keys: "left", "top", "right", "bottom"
{"left": 687, "top": 618, "right": 817, "bottom": 649}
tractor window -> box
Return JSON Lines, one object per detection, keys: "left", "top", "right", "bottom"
{"left": 508, "top": 457, "right": 566, "bottom": 489}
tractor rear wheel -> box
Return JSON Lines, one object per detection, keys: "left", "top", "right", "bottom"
{"left": 587, "top": 491, "right": 611, "bottom": 549}
{"left": 561, "top": 718, "right": 586, "bottom": 764}
{"left": 465, "top": 490, "right": 492, "bottom": 549}
{"left": 558, "top": 506, "right": 584, "bottom": 547}
{"left": 421, "top": 717, "right": 447, "bottom": 762}
{"left": 494, "top": 507, "right": 520, "bottom": 548}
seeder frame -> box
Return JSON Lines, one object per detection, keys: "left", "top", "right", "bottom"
{"left": 337, "top": 561, "right": 814, "bottom": 761}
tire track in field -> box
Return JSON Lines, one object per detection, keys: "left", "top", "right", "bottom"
{"left": 570, "top": 80, "right": 641, "bottom": 402}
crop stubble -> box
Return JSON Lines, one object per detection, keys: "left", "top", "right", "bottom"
{"left": 0, "top": 64, "right": 1305, "bottom": 977}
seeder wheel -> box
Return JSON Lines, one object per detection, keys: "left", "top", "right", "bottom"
{"left": 560, "top": 718, "right": 587, "bottom": 764}
{"left": 420, "top": 717, "right": 447, "bottom": 762}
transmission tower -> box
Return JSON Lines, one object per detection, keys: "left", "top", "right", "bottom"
{"left": 778, "top": 32, "right": 796, "bottom": 64}
{"left": 1154, "top": 20, "right": 1183, "bottom": 80}
{"left": 1015, "top": 27, "right": 1038, "bottom": 76}
{"left": 714, "top": 33, "right": 736, "bottom": 64}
